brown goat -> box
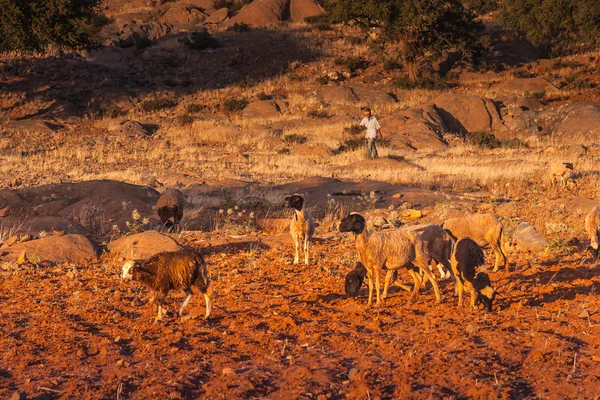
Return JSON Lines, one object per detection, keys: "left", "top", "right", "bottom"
{"left": 122, "top": 249, "right": 212, "bottom": 323}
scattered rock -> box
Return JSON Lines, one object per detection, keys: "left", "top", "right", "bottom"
{"left": 224, "top": 0, "right": 288, "bottom": 27}
{"left": 513, "top": 222, "right": 549, "bottom": 253}
{"left": 222, "top": 367, "right": 235, "bottom": 376}
{"left": 205, "top": 8, "right": 228, "bottom": 24}
{"left": 116, "top": 120, "right": 153, "bottom": 137}
{"left": 290, "top": 143, "right": 333, "bottom": 158}
{"left": 348, "top": 367, "right": 359, "bottom": 379}
{"left": 289, "top": 0, "right": 327, "bottom": 22}
{"left": 466, "top": 324, "right": 477, "bottom": 335}
{"left": 578, "top": 310, "right": 590, "bottom": 319}
{"left": 107, "top": 231, "right": 182, "bottom": 260}
{"left": 11, "top": 392, "right": 26, "bottom": 400}
{"left": 318, "top": 86, "right": 359, "bottom": 105}
{"left": 5, "top": 119, "right": 60, "bottom": 135}
{"left": 0, "top": 206, "right": 9, "bottom": 217}
{"left": 2, "top": 235, "right": 100, "bottom": 264}
{"left": 491, "top": 77, "right": 558, "bottom": 96}
{"left": 241, "top": 100, "right": 281, "bottom": 119}
{"left": 87, "top": 87, "right": 134, "bottom": 114}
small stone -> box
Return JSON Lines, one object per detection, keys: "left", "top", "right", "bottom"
{"left": 3, "top": 235, "right": 19, "bottom": 247}
{"left": 16, "top": 251, "right": 27, "bottom": 265}
{"left": 66, "top": 271, "right": 75, "bottom": 279}
{"left": 392, "top": 193, "right": 403, "bottom": 199}
{"left": 169, "top": 347, "right": 179, "bottom": 355}
{"left": 466, "top": 324, "right": 477, "bottom": 335}
{"left": 348, "top": 368, "right": 359, "bottom": 379}
{"left": 0, "top": 206, "right": 10, "bottom": 217}
{"left": 578, "top": 310, "right": 590, "bottom": 319}
{"left": 222, "top": 367, "right": 235, "bottom": 376}
{"left": 19, "top": 234, "right": 31, "bottom": 243}
{"left": 11, "top": 392, "right": 26, "bottom": 400}
{"left": 53, "top": 230, "right": 65, "bottom": 236}
{"left": 116, "top": 359, "right": 125, "bottom": 366}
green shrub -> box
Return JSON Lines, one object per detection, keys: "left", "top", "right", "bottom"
{"left": 283, "top": 134, "right": 307, "bottom": 145}
{"left": 223, "top": 98, "right": 248, "bottom": 112}
{"left": 463, "top": 0, "right": 499, "bottom": 14}
{"left": 141, "top": 98, "right": 178, "bottom": 113}
{"left": 466, "top": 131, "right": 501, "bottom": 149}
{"left": 0, "top": 0, "right": 99, "bottom": 54}
{"left": 183, "top": 30, "right": 219, "bottom": 50}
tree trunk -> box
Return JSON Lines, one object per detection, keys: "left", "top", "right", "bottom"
{"left": 406, "top": 60, "right": 419, "bottom": 81}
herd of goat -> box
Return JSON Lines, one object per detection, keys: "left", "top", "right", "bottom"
{"left": 121, "top": 188, "right": 600, "bottom": 323}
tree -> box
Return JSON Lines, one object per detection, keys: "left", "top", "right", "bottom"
{"left": 326, "top": 0, "right": 486, "bottom": 80}
{"left": 499, "top": 0, "right": 600, "bottom": 53}
{"left": 0, "top": 0, "right": 99, "bottom": 54}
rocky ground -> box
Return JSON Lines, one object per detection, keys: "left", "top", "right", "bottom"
{"left": 1, "top": 230, "right": 599, "bottom": 399}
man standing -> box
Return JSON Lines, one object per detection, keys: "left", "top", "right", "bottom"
{"left": 359, "top": 108, "right": 382, "bottom": 159}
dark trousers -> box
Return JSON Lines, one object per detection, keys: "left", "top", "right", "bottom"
{"left": 367, "top": 138, "right": 379, "bottom": 159}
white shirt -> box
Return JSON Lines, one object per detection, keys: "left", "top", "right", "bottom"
{"left": 360, "top": 116, "right": 381, "bottom": 139}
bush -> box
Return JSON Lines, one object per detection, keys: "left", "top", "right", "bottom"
{"left": 382, "top": 57, "right": 402, "bottom": 71}
{"left": 283, "top": 134, "right": 307, "bottom": 145}
{"left": 307, "top": 110, "right": 330, "bottom": 119}
{"left": 338, "top": 137, "right": 364, "bottom": 152}
{"left": 334, "top": 56, "right": 369, "bottom": 73}
{"left": 223, "top": 98, "right": 248, "bottom": 112}
{"left": 393, "top": 76, "right": 453, "bottom": 90}
{"left": 316, "top": 75, "right": 330, "bottom": 85}
{"left": 256, "top": 92, "right": 272, "bottom": 101}
{"left": 344, "top": 35, "right": 365, "bottom": 45}
{"left": 0, "top": 0, "right": 100, "bottom": 54}
{"left": 463, "top": 0, "right": 499, "bottom": 14}
{"left": 466, "top": 131, "right": 501, "bottom": 149}
{"left": 499, "top": 0, "right": 600, "bottom": 53}
{"left": 141, "top": 98, "right": 178, "bottom": 113}
{"left": 178, "top": 115, "right": 194, "bottom": 125}
{"left": 228, "top": 23, "right": 251, "bottom": 32}
{"left": 183, "top": 30, "right": 219, "bottom": 51}
{"left": 187, "top": 103, "right": 205, "bottom": 113}
{"left": 344, "top": 125, "right": 363, "bottom": 135}
{"left": 501, "top": 138, "right": 529, "bottom": 149}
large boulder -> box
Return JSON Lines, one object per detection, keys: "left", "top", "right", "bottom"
{"left": 1, "top": 234, "right": 99, "bottom": 264}
{"left": 241, "top": 100, "right": 281, "bottom": 119}
{"left": 537, "top": 102, "right": 600, "bottom": 143}
{"left": 513, "top": 222, "right": 548, "bottom": 253}
{"left": 433, "top": 93, "right": 505, "bottom": 134}
{"left": 225, "top": 0, "right": 288, "bottom": 27}
{"left": 379, "top": 105, "right": 448, "bottom": 151}
{"left": 205, "top": 8, "right": 228, "bottom": 24}
{"left": 107, "top": 231, "right": 182, "bottom": 260}
{"left": 4, "top": 119, "right": 60, "bottom": 135}
{"left": 490, "top": 78, "right": 558, "bottom": 96}
{"left": 349, "top": 85, "right": 396, "bottom": 107}
{"left": 289, "top": 0, "right": 327, "bottom": 22}
{"left": 43, "top": 100, "right": 81, "bottom": 124}
{"left": 318, "top": 86, "right": 358, "bottom": 105}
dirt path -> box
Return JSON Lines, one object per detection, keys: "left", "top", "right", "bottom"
{"left": 1, "top": 236, "right": 599, "bottom": 399}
